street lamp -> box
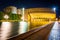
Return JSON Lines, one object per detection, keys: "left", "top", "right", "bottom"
{"left": 19, "top": 8, "right": 28, "bottom": 34}
{"left": 53, "top": 8, "right": 56, "bottom": 12}
{"left": 53, "top": 7, "right": 58, "bottom": 21}
{"left": 22, "top": 8, "right": 25, "bottom": 21}
{"left": 21, "top": 8, "right": 25, "bottom": 21}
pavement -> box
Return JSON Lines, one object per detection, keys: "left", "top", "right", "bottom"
{"left": 48, "top": 21, "right": 60, "bottom": 40}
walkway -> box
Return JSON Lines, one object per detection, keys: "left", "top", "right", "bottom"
{"left": 49, "top": 21, "right": 60, "bottom": 40}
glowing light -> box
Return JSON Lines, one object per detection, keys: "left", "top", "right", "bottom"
{"left": 4, "top": 15, "right": 9, "bottom": 19}
{"left": 1, "top": 22, "right": 12, "bottom": 40}
{"left": 22, "top": 8, "right": 25, "bottom": 21}
{"left": 19, "top": 21, "right": 28, "bottom": 34}
{"left": 53, "top": 8, "right": 56, "bottom": 10}
{"left": 18, "top": 8, "right": 28, "bottom": 34}
{"left": 56, "top": 18, "right": 58, "bottom": 21}
{"left": 53, "top": 8, "right": 56, "bottom": 12}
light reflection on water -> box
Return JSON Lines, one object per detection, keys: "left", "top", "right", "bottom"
{"left": 18, "top": 21, "right": 28, "bottom": 34}
{"left": 0, "top": 22, "right": 28, "bottom": 40}
{"left": 1, "top": 22, "right": 12, "bottom": 40}
{"left": 0, "top": 21, "right": 49, "bottom": 40}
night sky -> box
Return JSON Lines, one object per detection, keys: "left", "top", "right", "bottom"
{"left": 0, "top": 0, "right": 60, "bottom": 17}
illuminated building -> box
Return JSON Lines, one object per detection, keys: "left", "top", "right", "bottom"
{"left": 3, "top": 6, "right": 21, "bottom": 21}
{"left": 17, "top": 9, "right": 21, "bottom": 14}
{"left": 24, "top": 8, "right": 56, "bottom": 30}
{"left": 4, "top": 6, "right": 17, "bottom": 14}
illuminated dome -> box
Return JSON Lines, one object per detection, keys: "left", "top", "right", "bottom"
{"left": 4, "top": 6, "right": 17, "bottom": 14}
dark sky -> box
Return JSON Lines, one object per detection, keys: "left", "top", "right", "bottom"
{"left": 0, "top": 0, "right": 60, "bottom": 17}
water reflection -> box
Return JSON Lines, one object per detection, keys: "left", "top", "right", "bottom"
{"left": 10, "top": 22, "right": 19, "bottom": 37}
{"left": 1, "top": 22, "right": 12, "bottom": 40}
{"left": 0, "top": 21, "right": 49, "bottom": 40}
{"left": 0, "top": 22, "right": 28, "bottom": 40}
{"left": 18, "top": 21, "right": 28, "bottom": 34}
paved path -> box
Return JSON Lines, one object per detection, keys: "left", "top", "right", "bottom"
{"left": 48, "top": 21, "right": 60, "bottom": 40}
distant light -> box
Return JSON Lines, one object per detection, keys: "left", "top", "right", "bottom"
{"left": 53, "top": 8, "right": 56, "bottom": 11}
{"left": 22, "top": 8, "right": 25, "bottom": 11}
{"left": 56, "top": 18, "right": 58, "bottom": 21}
{"left": 4, "top": 15, "right": 9, "bottom": 19}
{"left": 53, "top": 8, "right": 56, "bottom": 12}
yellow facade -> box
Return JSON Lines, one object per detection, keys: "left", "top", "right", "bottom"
{"left": 29, "top": 13, "right": 56, "bottom": 26}
{"left": 24, "top": 8, "right": 56, "bottom": 30}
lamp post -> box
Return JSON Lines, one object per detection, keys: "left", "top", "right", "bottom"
{"left": 19, "top": 8, "right": 28, "bottom": 34}
{"left": 53, "top": 8, "right": 57, "bottom": 21}
{"left": 53, "top": 8, "right": 56, "bottom": 12}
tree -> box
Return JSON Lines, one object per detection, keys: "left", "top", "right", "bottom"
{"left": 0, "top": 11, "right": 4, "bottom": 20}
